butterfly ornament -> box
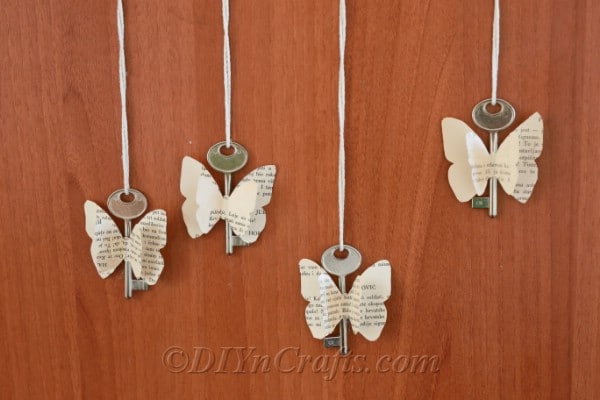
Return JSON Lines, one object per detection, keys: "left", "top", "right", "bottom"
{"left": 299, "top": 246, "right": 391, "bottom": 354}
{"left": 84, "top": 189, "right": 167, "bottom": 298}
{"left": 181, "top": 142, "right": 276, "bottom": 254}
{"left": 442, "top": 99, "right": 543, "bottom": 217}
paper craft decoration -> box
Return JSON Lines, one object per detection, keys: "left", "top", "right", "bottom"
{"left": 180, "top": 156, "right": 276, "bottom": 243}
{"left": 442, "top": 112, "right": 543, "bottom": 204}
{"left": 84, "top": 201, "right": 167, "bottom": 285}
{"left": 299, "top": 258, "right": 391, "bottom": 341}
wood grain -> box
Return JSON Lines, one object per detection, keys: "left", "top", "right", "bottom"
{"left": 1, "top": 0, "right": 599, "bottom": 399}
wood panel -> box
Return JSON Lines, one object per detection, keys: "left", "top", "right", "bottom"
{"left": 1, "top": 0, "right": 598, "bottom": 399}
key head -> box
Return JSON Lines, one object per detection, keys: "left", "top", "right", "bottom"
{"left": 321, "top": 245, "right": 362, "bottom": 278}
{"left": 207, "top": 141, "right": 249, "bottom": 174}
{"left": 472, "top": 98, "right": 516, "bottom": 132}
{"left": 107, "top": 188, "right": 148, "bottom": 220}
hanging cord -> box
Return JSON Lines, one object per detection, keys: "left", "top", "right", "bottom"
{"left": 491, "top": 0, "right": 500, "bottom": 105}
{"left": 222, "top": 0, "right": 232, "bottom": 148}
{"left": 338, "top": 0, "right": 346, "bottom": 251}
{"left": 117, "top": 0, "right": 130, "bottom": 194}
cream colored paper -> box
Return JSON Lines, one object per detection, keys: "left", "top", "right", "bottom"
{"left": 442, "top": 112, "right": 543, "bottom": 203}
{"left": 84, "top": 201, "right": 167, "bottom": 285}
{"left": 180, "top": 156, "right": 276, "bottom": 243}
{"left": 299, "top": 259, "right": 391, "bottom": 341}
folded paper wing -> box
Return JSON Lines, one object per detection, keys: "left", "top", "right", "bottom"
{"left": 195, "top": 170, "right": 257, "bottom": 236}
{"left": 180, "top": 156, "right": 206, "bottom": 238}
{"left": 299, "top": 259, "right": 344, "bottom": 339}
{"left": 466, "top": 131, "right": 520, "bottom": 196}
{"left": 348, "top": 260, "right": 391, "bottom": 341}
{"left": 507, "top": 112, "right": 543, "bottom": 203}
{"left": 181, "top": 156, "right": 277, "bottom": 242}
{"left": 237, "top": 165, "right": 277, "bottom": 244}
{"left": 442, "top": 113, "right": 543, "bottom": 203}
{"left": 127, "top": 209, "right": 167, "bottom": 285}
{"left": 84, "top": 201, "right": 127, "bottom": 278}
{"left": 299, "top": 259, "right": 391, "bottom": 341}
{"left": 84, "top": 201, "right": 167, "bottom": 285}
{"left": 442, "top": 118, "right": 478, "bottom": 202}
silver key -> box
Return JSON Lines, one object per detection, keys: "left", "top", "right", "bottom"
{"left": 107, "top": 188, "right": 149, "bottom": 298}
{"left": 207, "top": 141, "right": 249, "bottom": 254}
{"left": 471, "top": 98, "right": 516, "bottom": 217}
{"left": 321, "top": 244, "right": 362, "bottom": 355}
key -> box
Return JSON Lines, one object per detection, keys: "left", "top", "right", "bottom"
{"left": 321, "top": 244, "right": 362, "bottom": 355}
{"left": 107, "top": 188, "right": 149, "bottom": 298}
{"left": 471, "top": 98, "right": 516, "bottom": 217}
{"left": 207, "top": 141, "right": 249, "bottom": 254}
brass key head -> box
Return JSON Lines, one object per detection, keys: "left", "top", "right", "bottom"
{"left": 107, "top": 188, "right": 148, "bottom": 220}
{"left": 472, "top": 98, "right": 516, "bottom": 133}
{"left": 321, "top": 245, "right": 362, "bottom": 278}
{"left": 207, "top": 141, "right": 249, "bottom": 174}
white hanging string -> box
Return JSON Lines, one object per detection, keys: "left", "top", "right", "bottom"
{"left": 117, "top": 0, "right": 130, "bottom": 194}
{"left": 222, "top": 0, "right": 232, "bottom": 148}
{"left": 338, "top": 0, "right": 347, "bottom": 251}
{"left": 491, "top": 0, "right": 500, "bottom": 105}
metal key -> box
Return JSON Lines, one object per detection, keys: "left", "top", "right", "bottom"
{"left": 321, "top": 244, "right": 362, "bottom": 355}
{"left": 107, "top": 188, "right": 149, "bottom": 298}
{"left": 207, "top": 141, "right": 249, "bottom": 255}
{"left": 471, "top": 98, "right": 516, "bottom": 217}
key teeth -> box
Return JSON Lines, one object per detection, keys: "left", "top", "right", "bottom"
{"left": 323, "top": 336, "right": 341, "bottom": 348}
{"left": 232, "top": 236, "right": 250, "bottom": 248}
{"left": 226, "top": 235, "right": 250, "bottom": 255}
{"left": 132, "top": 280, "right": 149, "bottom": 292}
{"left": 472, "top": 197, "right": 490, "bottom": 209}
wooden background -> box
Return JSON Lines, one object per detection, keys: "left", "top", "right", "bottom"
{"left": 1, "top": 0, "right": 598, "bottom": 399}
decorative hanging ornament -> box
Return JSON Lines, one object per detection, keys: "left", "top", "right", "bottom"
{"left": 441, "top": 0, "right": 544, "bottom": 217}
{"left": 84, "top": 0, "right": 167, "bottom": 299}
{"left": 180, "top": 0, "right": 276, "bottom": 255}
{"left": 299, "top": 0, "right": 392, "bottom": 355}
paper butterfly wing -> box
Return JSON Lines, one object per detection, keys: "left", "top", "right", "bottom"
{"left": 224, "top": 178, "right": 258, "bottom": 238}
{"left": 508, "top": 113, "right": 544, "bottom": 203}
{"left": 299, "top": 259, "right": 343, "bottom": 339}
{"left": 348, "top": 260, "right": 392, "bottom": 341}
{"left": 238, "top": 165, "right": 277, "bottom": 244}
{"left": 128, "top": 210, "right": 167, "bottom": 285}
{"left": 469, "top": 113, "right": 543, "bottom": 202}
{"left": 484, "top": 127, "right": 522, "bottom": 197}
{"left": 442, "top": 118, "right": 478, "bottom": 202}
{"left": 466, "top": 131, "right": 496, "bottom": 196}
{"left": 194, "top": 163, "right": 232, "bottom": 235}
{"left": 84, "top": 201, "right": 126, "bottom": 279}
{"left": 181, "top": 156, "right": 210, "bottom": 238}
